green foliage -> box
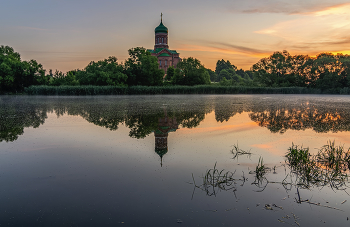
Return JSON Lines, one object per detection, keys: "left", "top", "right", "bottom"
{"left": 255, "top": 157, "right": 268, "bottom": 181}
{"left": 219, "top": 77, "right": 233, "bottom": 86}
{"left": 252, "top": 50, "right": 350, "bottom": 91}
{"left": 215, "top": 59, "right": 237, "bottom": 77}
{"left": 49, "top": 70, "right": 79, "bottom": 86}
{"left": 316, "top": 141, "right": 350, "bottom": 171}
{"left": 172, "top": 57, "right": 210, "bottom": 86}
{"left": 165, "top": 66, "right": 174, "bottom": 81}
{"left": 207, "top": 68, "right": 217, "bottom": 82}
{"left": 0, "top": 45, "right": 45, "bottom": 93}
{"left": 286, "top": 144, "right": 311, "bottom": 167}
{"left": 285, "top": 141, "right": 350, "bottom": 189}
{"left": 3, "top": 44, "right": 350, "bottom": 93}
{"left": 25, "top": 85, "right": 127, "bottom": 95}
{"left": 25, "top": 85, "right": 323, "bottom": 95}
{"left": 124, "top": 47, "right": 164, "bottom": 86}
{"left": 75, "top": 56, "right": 127, "bottom": 86}
{"left": 218, "top": 69, "right": 234, "bottom": 81}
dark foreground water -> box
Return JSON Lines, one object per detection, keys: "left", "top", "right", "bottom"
{"left": 1, "top": 95, "right": 350, "bottom": 226}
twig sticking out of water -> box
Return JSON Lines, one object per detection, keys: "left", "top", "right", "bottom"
{"left": 231, "top": 143, "right": 252, "bottom": 160}
{"left": 191, "top": 163, "right": 246, "bottom": 197}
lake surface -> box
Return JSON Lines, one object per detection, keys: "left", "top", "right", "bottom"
{"left": 1, "top": 95, "right": 350, "bottom": 226}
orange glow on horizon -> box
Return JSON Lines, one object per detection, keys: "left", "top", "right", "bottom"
{"left": 176, "top": 44, "right": 270, "bottom": 59}
{"left": 330, "top": 50, "right": 350, "bottom": 56}
{"left": 178, "top": 121, "right": 259, "bottom": 134}
{"left": 312, "top": 3, "right": 350, "bottom": 16}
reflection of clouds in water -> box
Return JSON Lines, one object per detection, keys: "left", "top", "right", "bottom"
{"left": 178, "top": 121, "right": 258, "bottom": 135}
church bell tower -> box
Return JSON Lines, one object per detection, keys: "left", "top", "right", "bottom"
{"left": 154, "top": 13, "right": 169, "bottom": 49}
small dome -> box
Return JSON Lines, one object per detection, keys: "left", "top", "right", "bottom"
{"left": 155, "top": 21, "right": 168, "bottom": 34}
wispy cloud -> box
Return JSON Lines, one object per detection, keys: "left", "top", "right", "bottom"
{"left": 254, "top": 3, "right": 350, "bottom": 54}
{"left": 228, "top": 0, "right": 350, "bottom": 15}
{"left": 312, "top": 3, "right": 350, "bottom": 16}
{"left": 176, "top": 41, "right": 271, "bottom": 58}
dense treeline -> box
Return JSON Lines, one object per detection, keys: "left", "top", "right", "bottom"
{"left": 211, "top": 51, "right": 350, "bottom": 94}
{"left": 1, "top": 45, "right": 350, "bottom": 94}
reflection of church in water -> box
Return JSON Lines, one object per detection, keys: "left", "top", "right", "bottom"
{"left": 154, "top": 110, "right": 178, "bottom": 166}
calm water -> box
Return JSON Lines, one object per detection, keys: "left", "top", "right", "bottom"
{"left": 1, "top": 95, "right": 350, "bottom": 226}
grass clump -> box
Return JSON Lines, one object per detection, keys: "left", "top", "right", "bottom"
{"left": 316, "top": 141, "right": 350, "bottom": 172}
{"left": 255, "top": 157, "right": 269, "bottom": 180}
{"left": 286, "top": 144, "right": 310, "bottom": 167}
{"left": 285, "top": 141, "right": 349, "bottom": 189}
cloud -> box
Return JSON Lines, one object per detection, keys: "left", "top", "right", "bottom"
{"left": 254, "top": 3, "right": 350, "bottom": 54}
{"left": 228, "top": 0, "right": 350, "bottom": 15}
{"left": 176, "top": 41, "right": 271, "bottom": 58}
{"left": 208, "top": 42, "right": 269, "bottom": 55}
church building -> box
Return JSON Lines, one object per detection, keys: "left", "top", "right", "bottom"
{"left": 147, "top": 15, "right": 181, "bottom": 73}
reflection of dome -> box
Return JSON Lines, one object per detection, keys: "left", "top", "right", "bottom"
{"left": 155, "top": 147, "right": 168, "bottom": 158}
{"left": 155, "top": 21, "right": 168, "bottom": 34}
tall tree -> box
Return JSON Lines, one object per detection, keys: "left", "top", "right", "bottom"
{"left": 165, "top": 66, "right": 175, "bottom": 81}
{"left": 172, "top": 57, "right": 210, "bottom": 86}
{"left": 207, "top": 68, "right": 216, "bottom": 82}
{"left": 215, "top": 59, "right": 237, "bottom": 76}
{"left": 76, "top": 56, "right": 127, "bottom": 86}
{"left": 124, "top": 47, "right": 164, "bottom": 86}
{"left": 0, "top": 45, "right": 45, "bottom": 93}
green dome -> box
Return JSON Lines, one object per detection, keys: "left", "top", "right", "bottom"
{"left": 155, "top": 21, "right": 168, "bottom": 34}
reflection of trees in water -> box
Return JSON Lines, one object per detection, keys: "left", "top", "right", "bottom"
{"left": 248, "top": 105, "right": 350, "bottom": 133}
{"left": 215, "top": 103, "right": 244, "bottom": 123}
{"left": 2, "top": 96, "right": 350, "bottom": 143}
{"left": 0, "top": 98, "right": 48, "bottom": 142}
{"left": 0, "top": 97, "right": 210, "bottom": 142}
{"left": 212, "top": 97, "right": 350, "bottom": 134}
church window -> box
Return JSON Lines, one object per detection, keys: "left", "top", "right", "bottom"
{"left": 162, "top": 38, "right": 164, "bottom": 43}
{"left": 159, "top": 60, "right": 161, "bottom": 66}
{"left": 165, "top": 60, "right": 167, "bottom": 66}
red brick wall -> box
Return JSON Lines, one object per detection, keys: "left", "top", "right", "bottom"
{"left": 155, "top": 33, "right": 169, "bottom": 49}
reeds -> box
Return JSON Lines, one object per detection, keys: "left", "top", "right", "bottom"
{"left": 255, "top": 157, "right": 269, "bottom": 180}
{"left": 24, "top": 85, "right": 323, "bottom": 95}
{"left": 192, "top": 141, "right": 350, "bottom": 198}
{"left": 285, "top": 141, "right": 349, "bottom": 190}
{"left": 316, "top": 141, "right": 350, "bottom": 172}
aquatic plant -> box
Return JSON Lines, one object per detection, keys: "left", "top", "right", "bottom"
{"left": 285, "top": 144, "right": 310, "bottom": 167}
{"left": 231, "top": 143, "right": 252, "bottom": 160}
{"left": 255, "top": 157, "right": 268, "bottom": 180}
{"left": 316, "top": 141, "right": 350, "bottom": 172}
{"left": 191, "top": 163, "right": 246, "bottom": 197}
{"left": 285, "top": 141, "right": 349, "bottom": 190}
{"left": 193, "top": 141, "right": 350, "bottom": 198}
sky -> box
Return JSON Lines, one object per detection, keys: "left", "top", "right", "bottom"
{"left": 1, "top": 0, "right": 350, "bottom": 72}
